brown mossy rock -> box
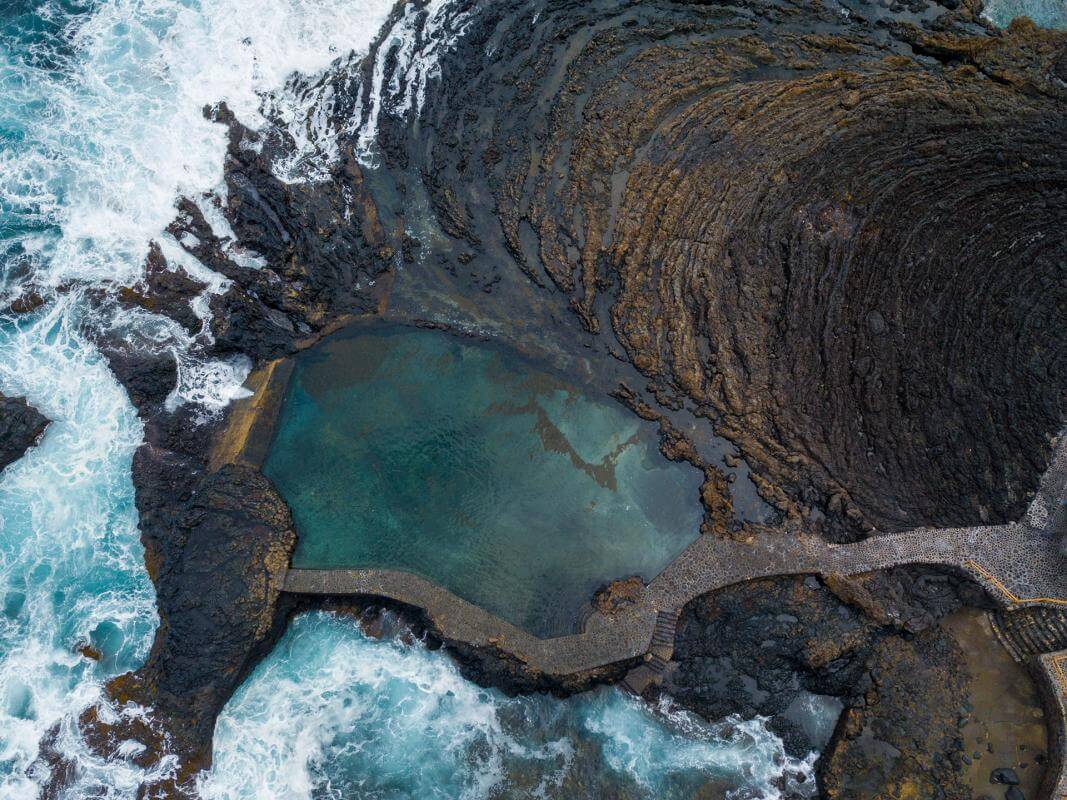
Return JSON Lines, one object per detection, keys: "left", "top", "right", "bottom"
{"left": 372, "top": 0, "right": 1067, "bottom": 538}
{"left": 817, "top": 629, "right": 971, "bottom": 800}
{"left": 0, "top": 394, "right": 48, "bottom": 472}
{"left": 592, "top": 575, "right": 645, "bottom": 616}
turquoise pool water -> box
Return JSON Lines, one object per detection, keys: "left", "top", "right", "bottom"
{"left": 263, "top": 326, "right": 704, "bottom": 637}
{"left": 984, "top": 0, "right": 1067, "bottom": 28}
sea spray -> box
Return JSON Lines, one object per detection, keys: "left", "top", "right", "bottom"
{"left": 199, "top": 612, "right": 817, "bottom": 800}
{"left": 0, "top": 299, "right": 154, "bottom": 797}
{"left": 0, "top": 0, "right": 399, "bottom": 793}
{"left": 2, "top": 0, "right": 1021, "bottom": 794}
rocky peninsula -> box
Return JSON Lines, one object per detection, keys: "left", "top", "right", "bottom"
{"left": 32, "top": 0, "right": 1067, "bottom": 797}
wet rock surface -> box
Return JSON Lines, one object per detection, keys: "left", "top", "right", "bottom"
{"left": 342, "top": 0, "right": 1067, "bottom": 538}
{"left": 0, "top": 394, "right": 47, "bottom": 473}
{"left": 57, "top": 0, "right": 1067, "bottom": 793}
{"left": 666, "top": 576, "right": 881, "bottom": 756}
{"left": 666, "top": 575, "right": 1044, "bottom": 799}
{"left": 77, "top": 460, "right": 296, "bottom": 795}
{"left": 664, "top": 571, "right": 992, "bottom": 755}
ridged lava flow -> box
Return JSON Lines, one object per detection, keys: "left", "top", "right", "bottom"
{"left": 355, "top": 0, "right": 1067, "bottom": 538}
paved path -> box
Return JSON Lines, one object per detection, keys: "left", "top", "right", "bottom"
{"left": 284, "top": 433, "right": 1067, "bottom": 676}
{"left": 283, "top": 432, "right": 1067, "bottom": 794}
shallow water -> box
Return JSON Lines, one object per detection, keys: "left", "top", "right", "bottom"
{"left": 984, "top": 0, "right": 1067, "bottom": 29}
{"left": 265, "top": 326, "right": 704, "bottom": 637}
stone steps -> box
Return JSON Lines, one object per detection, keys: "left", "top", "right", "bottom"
{"left": 990, "top": 607, "right": 1067, "bottom": 662}
{"left": 621, "top": 611, "right": 679, "bottom": 695}
{"left": 651, "top": 609, "right": 679, "bottom": 651}
{"left": 576, "top": 602, "right": 596, "bottom": 634}
{"left": 620, "top": 665, "right": 656, "bottom": 695}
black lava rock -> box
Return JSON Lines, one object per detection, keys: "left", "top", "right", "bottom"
{"left": 992, "top": 768, "right": 1021, "bottom": 785}
{"left": 0, "top": 394, "right": 48, "bottom": 472}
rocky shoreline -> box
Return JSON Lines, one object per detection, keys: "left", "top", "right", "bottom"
{"left": 0, "top": 394, "right": 48, "bottom": 474}
{"left": 26, "top": 0, "right": 1067, "bottom": 796}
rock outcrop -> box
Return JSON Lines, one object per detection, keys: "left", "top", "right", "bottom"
{"left": 0, "top": 394, "right": 48, "bottom": 472}
{"left": 666, "top": 573, "right": 1038, "bottom": 800}
{"left": 56, "top": 460, "right": 297, "bottom": 796}
{"left": 53, "top": 0, "right": 1067, "bottom": 793}
{"left": 360, "top": 0, "right": 1067, "bottom": 539}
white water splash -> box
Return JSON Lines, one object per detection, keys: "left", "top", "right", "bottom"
{"left": 0, "top": 298, "right": 155, "bottom": 797}
{"left": 0, "top": 0, "right": 402, "bottom": 793}
{"left": 199, "top": 612, "right": 816, "bottom": 800}
{"left": 351, "top": 0, "right": 475, "bottom": 167}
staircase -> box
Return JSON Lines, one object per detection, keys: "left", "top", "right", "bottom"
{"left": 621, "top": 610, "right": 680, "bottom": 696}
{"left": 650, "top": 609, "right": 679, "bottom": 656}
{"left": 990, "top": 607, "right": 1067, "bottom": 662}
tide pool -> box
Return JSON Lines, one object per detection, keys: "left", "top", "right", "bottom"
{"left": 264, "top": 326, "right": 704, "bottom": 637}
{"left": 3, "top": 0, "right": 1058, "bottom": 796}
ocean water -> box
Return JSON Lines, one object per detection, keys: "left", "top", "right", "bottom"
{"left": 264, "top": 326, "right": 703, "bottom": 637}
{"left": 984, "top": 0, "right": 1067, "bottom": 28}
{"left": 1, "top": 0, "right": 1058, "bottom": 796}
{"left": 199, "top": 612, "right": 818, "bottom": 800}
{"left": 0, "top": 0, "right": 402, "bottom": 795}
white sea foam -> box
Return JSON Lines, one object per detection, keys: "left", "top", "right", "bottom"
{"left": 2, "top": 1, "right": 831, "bottom": 797}
{"left": 351, "top": 0, "right": 475, "bottom": 167}
{"left": 199, "top": 612, "right": 815, "bottom": 800}
{"left": 167, "top": 353, "right": 253, "bottom": 414}
{"left": 1, "top": 0, "right": 404, "bottom": 286}
{"left": 0, "top": 298, "right": 156, "bottom": 797}
{"left": 0, "top": 0, "right": 401, "bottom": 793}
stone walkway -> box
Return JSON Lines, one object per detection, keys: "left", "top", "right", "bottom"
{"left": 283, "top": 433, "right": 1066, "bottom": 788}
{"left": 284, "top": 432, "right": 1066, "bottom": 675}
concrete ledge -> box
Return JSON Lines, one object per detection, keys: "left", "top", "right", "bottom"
{"left": 283, "top": 567, "right": 655, "bottom": 674}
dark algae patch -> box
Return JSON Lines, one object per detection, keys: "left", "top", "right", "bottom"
{"left": 264, "top": 326, "right": 703, "bottom": 637}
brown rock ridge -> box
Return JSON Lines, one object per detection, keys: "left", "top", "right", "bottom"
{"left": 42, "top": 0, "right": 1066, "bottom": 795}
{"left": 379, "top": 0, "right": 1067, "bottom": 539}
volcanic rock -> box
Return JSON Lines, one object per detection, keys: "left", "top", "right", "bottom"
{"left": 0, "top": 394, "right": 48, "bottom": 472}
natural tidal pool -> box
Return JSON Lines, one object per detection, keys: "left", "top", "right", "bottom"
{"left": 263, "top": 325, "right": 704, "bottom": 637}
